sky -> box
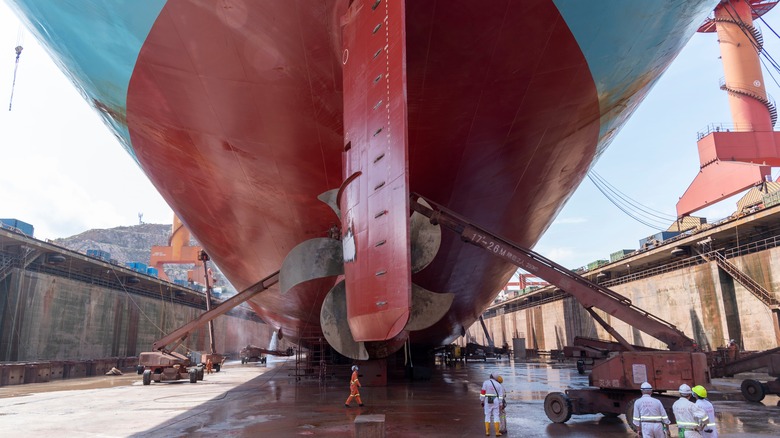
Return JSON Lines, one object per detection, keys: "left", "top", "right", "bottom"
{"left": 0, "top": 3, "right": 779, "bottom": 271}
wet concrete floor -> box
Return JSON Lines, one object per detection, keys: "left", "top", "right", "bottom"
{"left": 1, "top": 357, "right": 778, "bottom": 437}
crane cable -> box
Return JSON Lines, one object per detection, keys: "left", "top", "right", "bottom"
{"left": 8, "top": 26, "right": 23, "bottom": 111}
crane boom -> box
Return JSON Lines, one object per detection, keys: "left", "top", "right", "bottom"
{"left": 152, "top": 271, "right": 279, "bottom": 351}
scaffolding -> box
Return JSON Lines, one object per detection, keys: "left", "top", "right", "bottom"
{"left": 292, "top": 327, "right": 350, "bottom": 383}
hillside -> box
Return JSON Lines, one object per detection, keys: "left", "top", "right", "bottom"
{"left": 52, "top": 223, "right": 237, "bottom": 295}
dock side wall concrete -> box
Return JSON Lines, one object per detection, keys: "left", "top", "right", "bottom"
{"left": 468, "top": 247, "right": 780, "bottom": 352}
{"left": 0, "top": 268, "right": 277, "bottom": 361}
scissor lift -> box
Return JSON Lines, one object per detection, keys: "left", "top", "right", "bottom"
{"left": 137, "top": 271, "right": 279, "bottom": 385}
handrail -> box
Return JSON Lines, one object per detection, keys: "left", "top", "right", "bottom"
{"left": 699, "top": 250, "right": 778, "bottom": 307}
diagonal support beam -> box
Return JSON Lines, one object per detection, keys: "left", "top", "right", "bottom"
{"left": 153, "top": 271, "right": 279, "bottom": 351}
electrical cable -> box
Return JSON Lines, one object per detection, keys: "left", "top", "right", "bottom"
{"left": 587, "top": 172, "right": 676, "bottom": 227}
{"left": 587, "top": 173, "right": 669, "bottom": 231}
{"left": 589, "top": 171, "right": 678, "bottom": 221}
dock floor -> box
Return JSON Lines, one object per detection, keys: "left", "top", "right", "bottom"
{"left": 1, "top": 358, "right": 778, "bottom": 437}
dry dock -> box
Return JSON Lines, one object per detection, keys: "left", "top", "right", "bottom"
{"left": 1, "top": 358, "right": 778, "bottom": 437}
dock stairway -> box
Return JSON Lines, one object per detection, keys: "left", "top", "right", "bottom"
{"left": 0, "top": 248, "right": 40, "bottom": 283}
{"left": 698, "top": 249, "right": 779, "bottom": 308}
{"left": 697, "top": 247, "right": 780, "bottom": 343}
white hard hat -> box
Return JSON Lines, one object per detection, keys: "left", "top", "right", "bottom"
{"left": 351, "top": 365, "right": 358, "bottom": 371}
{"left": 640, "top": 382, "right": 652, "bottom": 390}
{"left": 679, "top": 384, "right": 692, "bottom": 395}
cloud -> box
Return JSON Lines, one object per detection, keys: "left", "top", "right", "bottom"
{"left": 0, "top": 7, "right": 172, "bottom": 241}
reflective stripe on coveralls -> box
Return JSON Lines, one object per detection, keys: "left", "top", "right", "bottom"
{"left": 480, "top": 378, "right": 505, "bottom": 424}
{"left": 673, "top": 396, "right": 708, "bottom": 437}
{"left": 633, "top": 394, "right": 671, "bottom": 438}
{"left": 695, "top": 398, "right": 718, "bottom": 438}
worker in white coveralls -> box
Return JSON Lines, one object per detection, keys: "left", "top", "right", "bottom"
{"left": 479, "top": 373, "right": 505, "bottom": 436}
{"left": 632, "top": 382, "right": 671, "bottom": 437}
{"left": 692, "top": 385, "right": 717, "bottom": 438}
{"left": 673, "top": 384, "right": 709, "bottom": 438}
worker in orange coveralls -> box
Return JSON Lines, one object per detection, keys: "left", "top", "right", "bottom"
{"left": 345, "top": 365, "right": 364, "bottom": 407}
{"left": 206, "top": 358, "right": 213, "bottom": 374}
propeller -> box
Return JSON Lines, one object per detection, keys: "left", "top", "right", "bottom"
{"left": 281, "top": 190, "right": 452, "bottom": 359}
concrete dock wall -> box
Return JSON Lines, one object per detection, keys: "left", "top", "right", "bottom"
{"left": 0, "top": 268, "right": 277, "bottom": 362}
{"left": 468, "top": 247, "right": 779, "bottom": 352}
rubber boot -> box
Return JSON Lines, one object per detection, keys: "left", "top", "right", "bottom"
{"left": 485, "top": 422, "right": 490, "bottom": 436}
{"left": 494, "top": 422, "right": 502, "bottom": 436}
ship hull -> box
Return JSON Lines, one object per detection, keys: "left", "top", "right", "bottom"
{"left": 7, "top": 0, "right": 717, "bottom": 349}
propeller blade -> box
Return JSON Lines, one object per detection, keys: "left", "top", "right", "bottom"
{"left": 280, "top": 237, "right": 343, "bottom": 294}
{"left": 320, "top": 280, "right": 369, "bottom": 360}
{"left": 317, "top": 189, "right": 341, "bottom": 219}
{"left": 404, "top": 283, "right": 454, "bottom": 331}
{"left": 410, "top": 197, "right": 441, "bottom": 273}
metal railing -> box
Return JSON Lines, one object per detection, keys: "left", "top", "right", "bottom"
{"left": 696, "top": 122, "right": 760, "bottom": 139}
{"left": 724, "top": 234, "right": 780, "bottom": 259}
{"left": 700, "top": 250, "right": 778, "bottom": 307}
{"left": 601, "top": 255, "right": 708, "bottom": 288}
{"left": 0, "top": 253, "right": 18, "bottom": 282}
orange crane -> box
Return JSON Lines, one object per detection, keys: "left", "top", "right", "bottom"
{"left": 678, "top": 0, "right": 780, "bottom": 217}
{"left": 149, "top": 215, "right": 212, "bottom": 285}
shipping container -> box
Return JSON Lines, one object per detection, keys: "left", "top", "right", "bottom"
{"left": 764, "top": 191, "right": 780, "bottom": 208}
{"left": 86, "top": 249, "right": 111, "bottom": 261}
{"left": 126, "top": 262, "right": 148, "bottom": 273}
{"left": 587, "top": 260, "right": 609, "bottom": 270}
{"left": 609, "top": 249, "right": 634, "bottom": 262}
{"left": 0, "top": 218, "right": 34, "bottom": 237}
{"left": 639, "top": 231, "right": 680, "bottom": 249}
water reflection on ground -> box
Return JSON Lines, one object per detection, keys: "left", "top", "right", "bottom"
{"left": 451, "top": 358, "right": 780, "bottom": 437}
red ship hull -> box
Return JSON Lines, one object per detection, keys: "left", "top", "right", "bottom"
{"left": 7, "top": 0, "right": 717, "bottom": 353}
{"left": 125, "top": 0, "right": 597, "bottom": 348}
